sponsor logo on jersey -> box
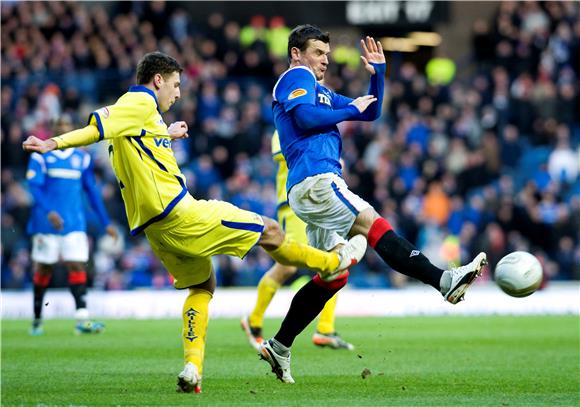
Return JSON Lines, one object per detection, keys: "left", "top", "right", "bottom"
{"left": 409, "top": 250, "right": 420, "bottom": 258}
{"left": 318, "top": 93, "right": 331, "bottom": 106}
{"left": 154, "top": 137, "right": 172, "bottom": 148}
{"left": 288, "top": 88, "right": 307, "bottom": 100}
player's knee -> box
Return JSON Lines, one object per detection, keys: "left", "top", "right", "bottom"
{"left": 64, "top": 262, "right": 85, "bottom": 272}
{"left": 259, "top": 216, "right": 284, "bottom": 249}
{"left": 351, "top": 208, "right": 381, "bottom": 237}
{"left": 35, "top": 264, "right": 54, "bottom": 275}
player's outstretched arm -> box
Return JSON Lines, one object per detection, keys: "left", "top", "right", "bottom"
{"left": 22, "top": 136, "right": 57, "bottom": 153}
{"left": 23, "top": 125, "right": 100, "bottom": 152}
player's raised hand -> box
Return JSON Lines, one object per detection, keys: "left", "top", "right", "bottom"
{"left": 360, "top": 36, "right": 385, "bottom": 75}
{"left": 22, "top": 136, "right": 57, "bottom": 153}
{"left": 349, "top": 95, "right": 377, "bottom": 113}
{"left": 168, "top": 121, "right": 189, "bottom": 140}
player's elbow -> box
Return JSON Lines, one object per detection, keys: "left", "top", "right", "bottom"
{"left": 292, "top": 105, "right": 317, "bottom": 130}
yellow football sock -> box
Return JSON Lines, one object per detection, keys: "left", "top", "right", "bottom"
{"left": 266, "top": 238, "right": 339, "bottom": 275}
{"left": 249, "top": 275, "right": 281, "bottom": 328}
{"left": 182, "top": 288, "right": 212, "bottom": 376}
{"left": 317, "top": 293, "right": 338, "bottom": 334}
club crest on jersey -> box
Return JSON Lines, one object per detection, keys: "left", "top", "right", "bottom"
{"left": 154, "top": 138, "right": 171, "bottom": 148}
{"left": 318, "top": 93, "right": 331, "bottom": 106}
{"left": 288, "top": 88, "right": 307, "bottom": 100}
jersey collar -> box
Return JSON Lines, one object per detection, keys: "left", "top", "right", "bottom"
{"left": 128, "top": 85, "right": 161, "bottom": 113}
{"left": 52, "top": 149, "right": 75, "bottom": 159}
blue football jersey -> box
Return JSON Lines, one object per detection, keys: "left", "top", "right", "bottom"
{"left": 273, "top": 66, "right": 356, "bottom": 192}
{"left": 26, "top": 148, "right": 110, "bottom": 235}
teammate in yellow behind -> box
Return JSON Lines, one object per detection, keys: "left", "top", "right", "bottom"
{"left": 22, "top": 52, "right": 367, "bottom": 394}
{"left": 241, "top": 131, "right": 354, "bottom": 351}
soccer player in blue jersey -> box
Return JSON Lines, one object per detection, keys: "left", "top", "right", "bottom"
{"left": 23, "top": 52, "right": 366, "bottom": 394}
{"left": 259, "top": 25, "right": 488, "bottom": 383}
{"left": 26, "top": 115, "right": 118, "bottom": 336}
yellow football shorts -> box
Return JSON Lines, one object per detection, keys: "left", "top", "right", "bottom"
{"left": 277, "top": 204, "right": 308, "bottom": 245}
{"left": 145, "top": 194, "right": 264, "bottom": 289}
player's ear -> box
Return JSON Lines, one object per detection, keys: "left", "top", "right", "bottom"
{"left": 290, "top": 47, "right": 301, "bottom": 62}
{"left": 153, "top": 73, "right": 164, "bottom": 89}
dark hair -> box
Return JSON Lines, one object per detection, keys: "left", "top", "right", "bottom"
{"left": 287, "top": 24, "right": 330, "bottom": 60}
{"left": 136, "top": 51, "right": 183, "bottom": 85}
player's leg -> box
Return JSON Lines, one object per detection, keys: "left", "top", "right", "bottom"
{"left": 244, "top": 205, "right": 304, "bottom": 349}
{"left": 31, "top": 263, "right": 53, "bottom": 335}
{"left": 258, "top": 216, "right": 366, "bottom": 278}
{"left": 30, "top": 234, "right": 59, "bottom": 335}
{"left": 350, "top": 206, "right": 487, "bottom": 304}
{"left": 243, "top": 263, "right": 296, "bottom": 350}
{"left": 61, "top": 232, "right": 103, "bottom": 334}
{"left": 260, "top": 225, "right": 354, "bottom": 383}
{"left": 178, "top": 267, "right": 214, "bottom": 394}
{"left": 145, "top": 228, "right": 214, "bottom": 395}
{"left": 312, "top": 294, "right": 354, "bottom": 350}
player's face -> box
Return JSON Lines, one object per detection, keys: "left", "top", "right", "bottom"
{"left": 297, "top": 39, "right": 330, "bottom": 80}
{"left": 156, "top": 71, "right": 181, "bottom": 112}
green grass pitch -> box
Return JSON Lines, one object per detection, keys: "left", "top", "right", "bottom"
{"left": 2, "top": 316, "right": 579, "bottom": 406}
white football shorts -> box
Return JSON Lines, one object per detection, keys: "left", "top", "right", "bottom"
{"left": 31, "top": 232, "right": 89, "bottom": 264}
{"left": 288, "top": 173, "right": 371, "bottom": 251}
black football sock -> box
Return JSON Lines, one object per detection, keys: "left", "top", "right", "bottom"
{"left": 68, "top": 270, "right": 87, "bottom": 310}
{"left": 274, "top": 274, "right": 348, "bottom": 348}
{"left": 32, "top": 272, "right": 51, "bottom": 320}
{"left": 368, "top": 218, "right": 444, "bottom": 289}
{"left": 33, "top": 284, "right": 47, "bottom": 320}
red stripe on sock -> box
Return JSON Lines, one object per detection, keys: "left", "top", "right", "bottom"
{"left": 68, "top": 271, "right": 87, "bottom": 285}
{"left": 368, "top": 217, "right": 393, "bottom": 248}
{"left": 33, "top": 272, "right": 51, "bottom": 287}
{"left": 313, "top": 270, "right": 349, "bottom": 290}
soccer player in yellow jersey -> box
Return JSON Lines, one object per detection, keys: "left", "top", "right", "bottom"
{"left": 23, "top": 52, "right": 367, "bottom": 394}
{"left": 241, "top": 131, "right": 354, "bottom": 351}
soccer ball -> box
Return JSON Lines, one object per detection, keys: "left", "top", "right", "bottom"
{"left": 494, "top": 251, "right": 543, "bottom": 297}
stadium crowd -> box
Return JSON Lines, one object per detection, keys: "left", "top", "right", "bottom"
{"left": 2, "top": 1, "right": 579, "bottom": 290}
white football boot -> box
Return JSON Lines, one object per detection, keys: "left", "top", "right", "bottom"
{"left": 259, "top": 340, "right": 295, "bottom": 384}
{"left": 177, "top": 362, "right": 202, "bottom": 394}
{"left": 322, "top": 234, "right": 367, "bottom": 281}
{"left": 442, "top": 252, "right": 488, "bottom": 304}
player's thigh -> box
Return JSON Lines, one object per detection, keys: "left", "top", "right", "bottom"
{"left": 306, "top": 223, "right": 346, "bottom": 251}
{"left": 31, "top": 234, "right": 60, "bottom": 265}
{"left": 60, "top": 232, "right": 89, "bottom": 262}
{"left": 149, "top": 241, "right": 212, "bottom": 289}
{"left": 148, "top": 238, "right": 212, "bottom": 289}
{"left": 151, "top": 199, "right": 265, "bottom": 260}
{"left": 289, "top": 174, "right": 371, "bottom": 239}
{"left": 277, "top": 204, "right": 308, "bottom": 244}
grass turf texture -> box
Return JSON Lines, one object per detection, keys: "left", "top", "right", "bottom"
{"left": 2, "top": 316, "right": 579, "bottom": 406}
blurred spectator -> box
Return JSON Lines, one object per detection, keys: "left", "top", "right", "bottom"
{"left": 1, "top": 1, "right": 579, "bottom": 290}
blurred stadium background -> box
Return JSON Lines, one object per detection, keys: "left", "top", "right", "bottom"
{"left": 1, "top": 1, "right": 579, "bottom": 310}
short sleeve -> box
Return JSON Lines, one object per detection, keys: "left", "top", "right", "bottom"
{"left": 26, "top": 153, "right": 46, "bottom": 186}
{"left": 274, "top": 67, "right": 316, "bottom": 112}
{"left": 88, "top": 96, "right": 156, "bottom": 141}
